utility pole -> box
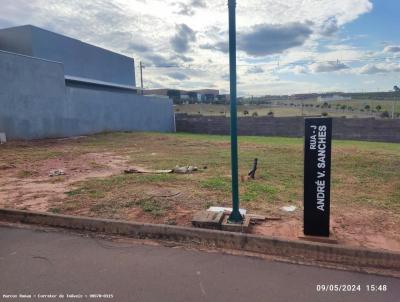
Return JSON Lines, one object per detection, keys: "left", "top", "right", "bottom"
{"left": 392, "top": 99, "right": 395, "bottom": 119}
{"left": 140, "top": 61, "right": 145, "bottom": 95}
{"left": 227, "top": 0, "right": 242, "bottom": 223}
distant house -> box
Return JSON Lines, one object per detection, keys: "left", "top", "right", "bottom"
{"left": 318, "top": 95, "right": 352, "bottom": 102}
{"left": 144, "top": 88, "right": 222, "bottom": 104}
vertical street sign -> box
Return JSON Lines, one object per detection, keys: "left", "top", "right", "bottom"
{"left": 304, "top": 118, "right": 332, "bottom": 237}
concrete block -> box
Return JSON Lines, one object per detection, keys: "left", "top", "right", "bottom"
{"left": 0, "top": 133, "right": 6, "bottom": 144}
{"left": 298, "top": 233, "right": 338, "bottom": 245}
{"left": 221, "top": 215, "right": 251, "bottom": 233}
{"left": 192, "top": 210, "right": 224, "bottom": 229}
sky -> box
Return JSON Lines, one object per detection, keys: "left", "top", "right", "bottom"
{"left": 0, "top": 0, "right": 399, "bottom": 96}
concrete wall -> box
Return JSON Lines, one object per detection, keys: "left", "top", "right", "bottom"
{"left": 0, "top": 25, "right": 135, "bottom": 86}
{"left": 0, "top": 50, "right": 174, "bottom": 140}
{"left": 176, "top": 114, "right": 400, "bottom": 143}
{"left": 64, "top": 82, "right": 175, "bottom": 137}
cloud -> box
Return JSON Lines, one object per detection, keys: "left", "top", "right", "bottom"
{"left": 201, "top": 22, "right": 313, "bottom": 57}
{"left": 280, "top": 65, "right": 309, "bottom": 74}
{"left": 170, "top": 23, "right": 196, "bottom": 53}
{"left": 127, "top": 41, "right": 151, "bottom": 53}
{"left": 0, "top": 18, "right": 15, "bottom": 28}
{"left": 292, "top": 65, "right": 308, "bottom": 74}
{"left": 167, "top": 71, "right": 190, "bottom": 80}
{"left": 319, "top": 17, "right": 339, "bottom": 36}
{"left": 384, "top": 45, "right": 400, "bottom": 53}
{"left": 247, "top": 66, "right": 264, "bottom": 74}
{"left": 200, "top": 41, "right": 228, "bottom": 53}
{"left": 191, "top": 0, "right": 206, "bottom": 8}
{"left": 174, "top": 0, "right": 207, "bottom": 16}
{"left": 175, "top": 3, "right": 195, "bottom": 16}
{"left": 237, "top": 22, "right": 313, "bottom": 56}
{"left": 359, "top": 63, "right": 400, "bottom": 74}
{"left": 310, "top": 61, "right": 350, "bottom": 72}
{"left": 0, "top": 0, "right": 381, "bottom": 94}
{"left": 145, "top": 54, "right": 179, "bottom": 67}
{"left": 171, "top": 54, "right": 194, "bottom": 62}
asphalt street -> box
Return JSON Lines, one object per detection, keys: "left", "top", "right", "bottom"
{"left": 0, "top": 226, "right": 399, "bottom": 302}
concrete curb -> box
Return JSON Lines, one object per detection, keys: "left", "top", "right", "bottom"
{"left": 1, "top": 208, "right": 399, "bottom": 271}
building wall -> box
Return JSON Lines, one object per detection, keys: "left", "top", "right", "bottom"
{"left": 0, "top": 26, "right": 33, "bottom": 55}
{"left": 65, "top": 82, "right": 175, "bottom": 136}
{"left": 0, "top": 25, "right": 136, "bottom": 86}
{"left": 0, "top": 50, "right": 174, "bottom": 140}
{"left": 176, "top": 114, "right": 400, "bottom": 143}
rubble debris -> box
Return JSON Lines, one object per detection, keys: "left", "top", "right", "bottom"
{"left": 246, "top": 214, "right": 266, "bottom": 221}
{"left": 125, "top": 165, "right": 200, "bottom": 175}
{"left": 49, "top": 169, "right": 66, "bottom": 177}
{"left": 124, "top": 167, "right": 173, "bottom": 174}
{"left": 207, "top": 206, "right": 247, "bottom": 215}
{"left": 173, "top": 165, "right": 198, "bottom": 174}
{"left": 280, "top": 205, "right": 297, "bottom": 212}
{"left": 248, "top": 158, "right": 258, "bottom": 179}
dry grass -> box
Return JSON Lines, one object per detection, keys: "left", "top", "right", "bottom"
{"left": 1, "top": 132, "right": 399, "bottom": 224}
{"left": 2, "top": 132, "right": 400, "bottom": 250}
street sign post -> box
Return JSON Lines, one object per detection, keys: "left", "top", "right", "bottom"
{"left": 227, "top": 0, "right": 243, "bottom": 223}
{"left": 304, "top": 118, "right": 332, "bottom": 237}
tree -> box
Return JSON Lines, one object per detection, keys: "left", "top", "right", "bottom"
{"left": 252, "top": 111, "right": 258, "bottom": 117}
{"left": 376, "top": 105, "right": 382, "bottom": 111}
{"left": 364, "top": 105, "right": 370, "bottom": 111}
{"left": 243, "top": 110, "right": 249, "bottom": 116}
{"left": 267, "top": 111, "right": 274, "bottom": 117}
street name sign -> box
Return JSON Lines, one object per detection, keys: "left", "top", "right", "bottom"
{"left": 304, "top": 118, "right": 332, "bottom": 237}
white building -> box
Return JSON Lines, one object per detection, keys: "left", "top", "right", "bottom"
{"left": 318, "top": 95, "right": 352, "bottom": 102}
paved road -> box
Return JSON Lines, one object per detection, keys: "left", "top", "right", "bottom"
{"left": 0, "top": 226, "right": 399, "bottom": 302}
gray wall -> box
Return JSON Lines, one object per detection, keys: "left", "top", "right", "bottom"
{"left": 0, "top": 25, "right": 135, "bottom": 86}
{"left": 0, "top": 50, "right": 174, "bottom": 140}
{"left": 176, "top": 114, "right": 400, "bottom": 143}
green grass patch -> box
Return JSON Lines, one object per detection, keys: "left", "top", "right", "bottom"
{"left": 241, "top": 181, "right": 278, "bottom": 202}
{"left": 136, "top": 198, "right": 167, "bottom": 216}
{"left": 16, "top": 170, "right": 39, "bottom": 178}
{"left": 200, "top": 177, "right": 231, "bottom": 192}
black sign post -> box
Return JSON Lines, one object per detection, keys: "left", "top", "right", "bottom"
{"left": 304, "top": 118, "right": 332, "bottom": 237}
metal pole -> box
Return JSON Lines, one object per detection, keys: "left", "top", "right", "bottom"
{"left": 140, "top": 61, "right": 144, "bottom": 95}
{"left": 227, "top": 0, "right": 242, "bottom": 223}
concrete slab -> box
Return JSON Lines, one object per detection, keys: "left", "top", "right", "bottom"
{"left": 221, "top": 215, "right": 251, "bottom": 233}
{"left": 298, "top": 234, "right": 338, "bottom": 244}
{"left": 191, "top": 211, "right": 224, "bottom": 229}
{"left": 0, "top": 132, "right": 6, "bottom": 144}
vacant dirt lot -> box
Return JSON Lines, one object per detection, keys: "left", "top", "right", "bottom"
{"left": 0, "top": 132, "right": 399, "bottom": 251}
